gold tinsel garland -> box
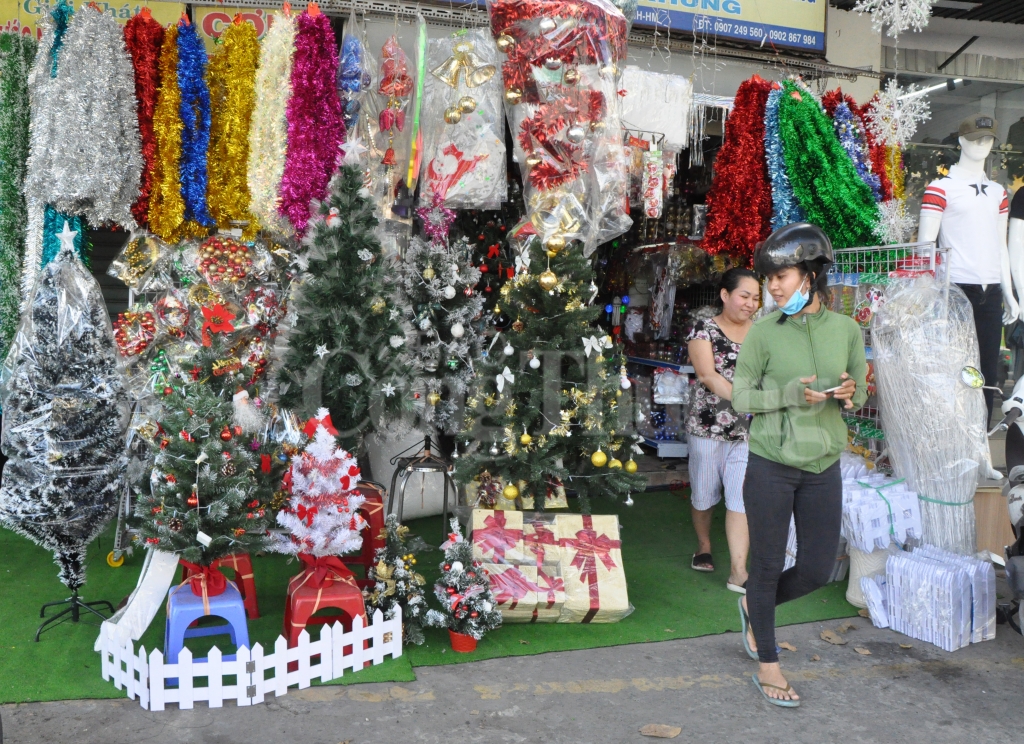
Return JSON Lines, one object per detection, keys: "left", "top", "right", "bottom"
{"left": 207, "top": 21, "right": 260, "bottom": 238}
{"left": 885, "top": 145, "right": 905, "bottom": 202}
{"left": 148, "top": 26, "right": 185, "bottom": 241}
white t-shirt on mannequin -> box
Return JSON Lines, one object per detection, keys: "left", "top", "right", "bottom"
{"left": 922, "top": 170, "right": 1009, "bottom": 285}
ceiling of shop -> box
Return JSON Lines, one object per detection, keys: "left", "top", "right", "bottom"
{"left": 830, "top": 1, "right": 1024, "bottom": 24}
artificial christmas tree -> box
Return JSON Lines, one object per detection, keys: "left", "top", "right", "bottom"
{"left": 279, "top": 165, "right": 416, "bottom": 455}
{"left": 456, "top": 234, "right": 645, "bottom": 512}
{"left": 425, "top": 518, "right": 501, "bottom": 649}
{"left": 365, "top": 513, "right": 428, "bottom": 645}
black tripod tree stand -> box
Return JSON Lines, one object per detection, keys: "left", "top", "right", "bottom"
{"left": 36, "top": 589, "right": 115, "bottom": 642}
{"left": 388, "top": 435, "right": 461, "bottom": 542}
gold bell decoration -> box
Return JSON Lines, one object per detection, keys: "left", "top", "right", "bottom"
{"left": 538, "top": 269, "right": 558, "bottom": 292}
{"left": 496, "top": 34, "right": 515, "bottom": 53}
{"left": 444, "top": 106, "right": 463, "bottom": 124}
{"left": 458, "top": 95, "right": 477, "bottom": 114}
{"left": 625, "top": 459, "right": 638, "bottom": 474}
{"left": 591, "top": 448, "right": 608, "bottom": 468}
{"left": 431, "top": 40, "right": 496, "bottom": 89}
{"left": 608, "top": 458, "right": 623, "bottom": 469}
{"left": 427, "top": 391, "right": 441, "bottom": 406}
{"left": 526, "top": 151, "right": 543, "bottom": 167}
{"left": 502, "top": 482, "right": 520, "bottom": 500}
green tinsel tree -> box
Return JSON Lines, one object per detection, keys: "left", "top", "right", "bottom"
{"left": 455, "top": 236, "right": 646, "bottom": 512}
{"left": 278, "top": 165, "right": 416, "bottom": 456}
{"left": 365, "top": 513, "right": 428, "bottom": 645}
{"left": 778, "top": 81, "right": 879, "bottom": 250}
{"left": 0, "top": 32, "right": 36, "bottom": 378}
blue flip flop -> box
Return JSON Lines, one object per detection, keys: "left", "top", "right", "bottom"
{"left": 751, "top": 673, "right": 800, "bottom": 708}
{"left": 738, "top": 597, "right": 758, "bottom": 661}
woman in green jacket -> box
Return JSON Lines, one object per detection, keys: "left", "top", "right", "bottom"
{"left": 732, "top": 223, "right": 868, "bottom": 708}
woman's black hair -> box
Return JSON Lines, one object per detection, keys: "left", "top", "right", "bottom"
{"left": 717, "top": 267, "right": 758, "bottom": 306}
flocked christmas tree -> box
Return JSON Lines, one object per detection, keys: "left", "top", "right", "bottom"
{"left": 274, "top": 412, "right": 366, "bottom": 557}
{"left": 279, "top": 165, "right": 416, "bottom": 455}
{"left": 396, "top": 234, "right": 483, "bottom": 434}
{"left": 0, "top": 231, "right": 129, "bottom": 590}
{"left": 365, "top": 513, "right": 428, "bottom": 645}
{"left": 425, "top": 519, "right": 501, "bottom": 640}
{"left": 456, "top": 235, "right": 646, "bottom": 511}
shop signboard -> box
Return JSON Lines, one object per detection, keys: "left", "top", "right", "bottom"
{"left": 1, "top": 0, "right": 184, "bottom": 38}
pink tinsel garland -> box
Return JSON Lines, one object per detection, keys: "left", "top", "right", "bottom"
{"left": 278, "top": 11, "right": 343, "bottom": 235}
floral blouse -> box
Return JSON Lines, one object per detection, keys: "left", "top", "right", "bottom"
{"left": 685, "top": 318, "right": 749, "bottom": 442}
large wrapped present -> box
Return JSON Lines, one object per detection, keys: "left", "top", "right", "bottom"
{"left": 484, "top": 563, "right": 540, "bottom": 622}
{"left": 532, "top": 566, "right": 566, "bottom": 623}
{"left": 471, "top": 509, "right": 525, "bottom": 565}
{"left": 521, "top": 512, "right": 561, "bottom": 569}
{"left": 555, "top": 514, "right": 631, "bottom": 623}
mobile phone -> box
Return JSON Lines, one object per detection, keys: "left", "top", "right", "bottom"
{"left": 822, "top": 385, "right": 843, "bottom": 395}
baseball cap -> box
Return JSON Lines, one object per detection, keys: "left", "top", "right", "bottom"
{"left": 959, "top": 114, "right": 997, "bottom": 141}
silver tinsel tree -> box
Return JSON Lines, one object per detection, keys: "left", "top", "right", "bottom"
{"left": 0, "top": 231, "right": 129, "bottom": 589}
{"left": 396, "top": 236, "right": 483, "bottom": 433}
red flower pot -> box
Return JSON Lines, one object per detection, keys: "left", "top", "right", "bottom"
{"left": 449, "top": 630, "right": 477, "bottom": 653}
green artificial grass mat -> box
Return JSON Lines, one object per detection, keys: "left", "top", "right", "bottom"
{"left": 0, "top": 490, "right": 857, "bottom": 704}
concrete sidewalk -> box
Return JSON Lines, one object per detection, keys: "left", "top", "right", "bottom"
{"left": 3, "top": 617, "right": 1021, "bottom": 743}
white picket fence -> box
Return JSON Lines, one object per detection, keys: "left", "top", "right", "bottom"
{"left": 98, "top": 608, "right": 403, "bottom": 710}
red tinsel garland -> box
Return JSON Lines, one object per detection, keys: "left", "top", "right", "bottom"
{"left": 124, "top": 13, "right": 165, "bottom": 226}
{"left": 856, "top": 96, "right": 894, "bottom": 202}
{"left": 701, "top": 75, "right": 773, "bottom": 261}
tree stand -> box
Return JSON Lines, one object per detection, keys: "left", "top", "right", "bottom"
{"left": 35, "top": 591, "right": 114, "bottom": 642}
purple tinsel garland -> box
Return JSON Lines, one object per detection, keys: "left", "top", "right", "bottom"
{"left": 833, "top": 102, "right": 882, "bottom": 202}
{"left": 279, "top": 11, "right": 344, "bottom": 236}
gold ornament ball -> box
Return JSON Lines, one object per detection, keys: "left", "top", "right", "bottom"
{"left": 427, "top": 391, "right": 441, "bottom": 406}
{"left": 538, "top": 270, "right": 558, "bottom": 291}
{"left": 520, "top": 432, "right": 533, "bottom": 445}
{"left": 543, "top": 234, "right": 566, "bottom": 254}
{"left": 591, "top": 450, "right": 608, "bottom": 468}
{"left": 502, "top": 483, "right": 520, "bottom": 500}
{"left": 505, "top": 86, "right": 523, "bottom": 105}
{"left": 458, "top": 95, "right": 477, "bottom": 114}
{"left": 370, "top": 298, "right": 386, "bottom": 314}
{"left": 423, "top": 266, "right": 436, "bottom": 280}
{"left": 496, "top": 34, "right": 515, "bottom": 53}
{"left": 608, "top": 458, "right": 623, "bottom": 470}
{"left": 444, "top": 106, "right": 462, "bottom": 125}
{"left": 564, "top": 68, "right": 580, "bottom": 84}
{"left": 625, "top": 459, "right": 638, "bottom": 474}
{"left": 526, "top": 151, "right": 543, "bottom": 167}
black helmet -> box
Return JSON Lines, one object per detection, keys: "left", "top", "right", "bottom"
{"left": 753, "top": 222, "right": 834, "bottom": 277}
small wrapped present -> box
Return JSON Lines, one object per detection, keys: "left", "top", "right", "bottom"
{"left": 531, "top": 565, "right": 566, "bottom": 623}
{"left": 471, "top": 509, "right": 525, "bottom": 565}
{"left": 555, "top": 514, "right": 632, "bottom": 623}
{"left": 522, "top": 512, "right": 561, "bottom": 568}
{"left": 484, "top": 563, "right": 539, "bottom": 622}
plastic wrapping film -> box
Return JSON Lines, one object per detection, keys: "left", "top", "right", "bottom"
{"left": 488, "top": 0, "right": 632, "bottom": 257}
{"left": 619, "top": 66, "right": 692, "bottom": 150}
{"left": 872, "top": 276, "right": 984, "bottom": 555}
{"left": 468, "top": 508, "right": 631, "bottom": 623}
{"left": 337, "top": 9, "right": 373, "bottom": 134}
{"left": 0, "top": 243, "right": 130, "bottom": 589}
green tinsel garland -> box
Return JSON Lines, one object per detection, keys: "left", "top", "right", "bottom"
{"left": 778, "top": 82, "right": 879, "bottom": 250}
{"left": 0, "top": 32, "right": 37, "bottom": 374}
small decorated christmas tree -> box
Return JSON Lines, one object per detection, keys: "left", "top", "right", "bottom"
{"left": 396, "top": 235, "right": 483, "bottom": 433}
{"left": 365, "top": 513, "right": 428, "bottom": 645}
{"left": 426, "top": 519, "right": 501, "bottom": 643}
{"left": 274, "top": 410, "right": 366, "bottom": 557}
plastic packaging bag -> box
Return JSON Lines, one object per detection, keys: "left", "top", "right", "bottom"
{"left": 337, "top": 9, "right": 372, "bottom": 133}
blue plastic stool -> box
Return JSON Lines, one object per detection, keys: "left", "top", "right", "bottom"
{"left": 164, "top": 580, "right": 249, "bottom": 684}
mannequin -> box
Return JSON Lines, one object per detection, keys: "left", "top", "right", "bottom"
{"left": 919, "top": 115, "right": 1018, "bottom": 424}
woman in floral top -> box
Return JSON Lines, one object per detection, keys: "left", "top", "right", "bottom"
{"left": 686, "top": 268, "right": 759, "bottom": 593}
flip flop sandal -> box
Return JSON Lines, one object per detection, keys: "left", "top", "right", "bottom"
{"left": 751, "top": 673, "right": 800, "bottom": 708}
{"left": 691, "top": 553, "right": 714, "bottom": 572}
{"left": 738, "top": 597, "right": 758, "bottom": 661}
{"left": 727, "top": 580, "right": 747, "bottom": 595}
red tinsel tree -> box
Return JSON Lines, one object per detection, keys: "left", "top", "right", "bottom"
{"left": 124, "top": 11, "right": 165, "bottom": 225}
{"left": 701, "top": 75, "right": 773, "bottom": 262}
{"left": 825, "top": 88, "right": 893, "bottom": 202}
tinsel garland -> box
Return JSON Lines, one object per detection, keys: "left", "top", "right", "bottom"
{"left": 0, "top": 32, "right": 35, "bottom": 382}
{"left": 176, "top": 19, "right": 215, "bottom": 228}
{"left": 25, "top": 7, "right": 142, "bottom": 230}
{"left": 207, "top": 21, "right": 260, "bottom": 237}
{"left": 279, "top": 11, "right": 343, "bottom": 236}
{"left": 763, "top": 86, "right": 804, "bottom": 231}
{"left": 48, "top": 0, "right": 73, "bottom": 77}
{"left": 248, "top": 12, "right": 296, "bottom": 237}
{"left": 701, "top": 75, "right": 773, "bottom": 261}
{"left": 778, "top": 82, "right": 879, "bottom": 250}
{"left": 856, "top": 97, "right": 893, "bottom": 202}
{"left": 831, "top": 102, "right": 882, "bottom": 202}
{"left": 885, "top": 145, "right": 905, "bottom": 201}
{"left": 148, "top": 26, "right": 186, "bottom": 241}
{"left": 124, "top": 13, "right": 164, "bottom": 225}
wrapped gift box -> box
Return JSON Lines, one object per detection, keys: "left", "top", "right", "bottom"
{"left": 554, "top": 514, "right": 632, "bottom": 623}
{"left": 519, "top": 478, "right": 569, "bottom": 510}
{"left": 521, "top": 513, "right": 562, "bottom": 569}
{"left": 531, "top": 566, "right": 566, "bottom": 623}
{"left": 483, "top": 563, "right": 540, "bottom": 622}
{"left": 471, "top": 509, "right": 525, "bottom": 565}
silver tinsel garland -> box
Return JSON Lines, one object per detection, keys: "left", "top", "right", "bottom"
{"left": 23, "top": 8, "right": 141, "bottom": 231}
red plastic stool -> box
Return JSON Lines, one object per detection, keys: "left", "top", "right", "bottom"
{"left": 181, "top": 552, "right": 259, "bottom": 619}
{"left": 344, "top": 482, "right": 387, "bottom": 589}
{"left": 283, "top": 558, "right": 367, "bottom": 647}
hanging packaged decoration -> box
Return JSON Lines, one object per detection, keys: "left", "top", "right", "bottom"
{"left": 337, "top": 8, "right": 372, "bottom": 134}
{"left": 641, "top": 149, "right": 664, "bottom": 219}
{"left": 619, "top": 67, "right": 692, "bottom": 150}
{"left": 489, "top": 0, "right": 632, "bottom": 256}
{"left": 123, "top": 11, "right": 165, "bottom": 226}
{"left": 420, "top": 29, "right": 506, "bottom": 210}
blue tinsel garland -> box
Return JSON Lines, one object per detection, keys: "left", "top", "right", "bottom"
{"left": 49, "top": 0, "right": 73, "bottom": 78}
{"left": 176, "top": 20, "right": 214, "bottom": 226}
{"left": 832, "top": 102, "right": 882, "bottom": 202}
{"left": 41, "top": 205, "right": 87, "bottom": 267}
{"left": 764, "top": 88, "right": 804, "bottom": 230}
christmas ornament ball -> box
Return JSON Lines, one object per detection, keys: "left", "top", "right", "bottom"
{"left": 427, "top": 391, "right": 441, "bottom": 406}
{"left": 564, "top": 68, "right": 580, "bottom": 84}
{"left": 625, "top": 459, "right": 638, "bottom": 474}
{"left": 220, "top": 426, "right": 233, "bottom": 441}
{"left": 520, "top": 432, "right": 533, "bottom": 445}
{"left": 538, "top": 270, "right": 558, "bottom": 292}
{"left": 591, "top": 449, "right": 608, "bottom": 468}
{"left": 504, "top": 86, "right": 523, "bottom": 105}
{"left": 544, "top": 57, "right": 562, "bottom": 71}
{"left": 187, "top": 493, "right": 199, "bottom": 508}
{"left": 443, "top": 285, "right": 457, "bottom": 299}
{"left": 423, "top": 266, "right": 436, "bottom": 280}
{"left": 163, "top": 386, "right": 173, "bottom": 396}
{"left": 502, "top": 483, "right": 520, "bottom": 500}
{"left": 543, "top": 234, "right": 566, "bottom": 254}
{"left": 529, "top": 356, "right": 541, "bottom": 369}
{"left": 169, "top": 518, "right": 183, "bottom": 532}
{"left": 503, "top": 344, "right": 514, "bottom": 356}
{"left": 451, "top": 561, "right": 464, "bottom": 573}
{"left": 450, "top": 322, "right": 465, "bottom": 338}
{"left": 458, "top": 95, "right": 477, "bottom": 114}
{"left": 608, "top": 458, "right": 623, "bottom": 469}
{"left": 489, "top": 443, "right": 500, "bottom": 456}
{"left": 526, "top": 151, "right": 542, "bottom": 167}
{"left": 566, "top": 126, "right": 586, "bottom": 144}
{"left": 444, "top": 105, "right": 462, "bottom": 125}
{"left": 512, "top": 320, "right": 525, "bottom": 332}
{"left": 496, "top": 34, "right": 515, "bottom": 53}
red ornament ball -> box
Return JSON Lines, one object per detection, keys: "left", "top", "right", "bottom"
{"left": 446, "top": 586, "right": 456, "bottom": 594}
{"left": 163, "top": 386, "right": 173, "bottom": 396}
{"left": 232, "top": 425, "right": 243, "bottom": 437}
{"left": 470, "top": 611, "right": 479, "bottom": 618}
{"left": 479, "top": 264, "right": 489, "bottom": 273}
{"left": 220, "top": 426, "right": 233, "bottom": 442}
{"left": 444, "top": 564, "right": 451, "bottom": 571}
{"left": 187, "top": 494, "right": 199, "bottom": 508}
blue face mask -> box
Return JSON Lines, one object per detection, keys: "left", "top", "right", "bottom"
{"left": 779, "top": 285, "right": 810, "bottom": 315}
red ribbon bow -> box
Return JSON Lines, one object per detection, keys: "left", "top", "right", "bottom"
{"left": 536, "top": 568, "right": 565, "bottom": 608}
{"left": 303, "top": 412, "right": 338, "bottom": 437}
{"left": 297, "top": 553, "right": 351, "bottom": 589}
{"left": 474, "top": 511, "right": 523, "bottom": 563}
{"left": 448, "top": 584, "right": 485, "bottom": 615}
{"left": 523, "top": 521, "right": 557, "bottom": 567}
{"left": 296, "top": 504, "right": 319, "bottom": 527}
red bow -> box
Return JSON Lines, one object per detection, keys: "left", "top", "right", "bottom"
{"left": 489, "top": 566, "right": 538, "bottom": 609}
{"left": 559, "top": 515, "right": 621, "bottom": 620}
{"left": 303, "top": 412, "right": 338, "bottom": 437}
{"left": 296, "top": 504, "right": 318, "bottom": 527}
{"left": 448, "top": 584, "right": 485, "bottom": 614}
{"left": 474, "top": 511, "right": 523, "bottom": 563}
{"left": 536, "top": 568, "right": 565, "bottom": 608}
{"left": 261, "top": 454, "right": 271, "bottom": 473}
{"left": 524, "top": 521, "right": 557, "bottom": 567}
{"left": 297, "top": 553, "right": 351, "bottom": 589}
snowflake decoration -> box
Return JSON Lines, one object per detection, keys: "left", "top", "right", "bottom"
{"left": 357, "top": 249, "right": 373, "bottom": 262}
{"left": 381, "top": 382, "right": 396, "bottom": 397}
{"left": 854, "top": 0, "right": 934, "bottom": 38}
{"left": 314, "top": 344, "right": 330, "bottom": 359}
{"left": 345, "top": 373, "right": 363, "bottom": 387}
{"left": 874, "top": 199, "right": 917, "bottom": 245}
{"left": 341, "top": 135, "right": 368, "bottom": 166}
{"left": 866, "top": 80, "right": 931, "bottom": 148}
{"left": 389, "top": 308, "right": 401, "bottom": 321}
{"left": 389, "top": 335, "right": 406, "bottom": 348}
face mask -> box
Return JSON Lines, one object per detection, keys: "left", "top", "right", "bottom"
{"left": 779, "top": 285, "right": 809, "bottom": 316}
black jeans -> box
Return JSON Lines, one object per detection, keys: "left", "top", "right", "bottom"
{"left": 743, "top": 453, "right": 842, "bottom": 663}
{"left": 957, "top": 283, "right": 1003, "bottom": 419}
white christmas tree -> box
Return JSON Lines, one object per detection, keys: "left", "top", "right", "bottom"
{"left": 275, "top": 410, "right": 367, "bottom": 557}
